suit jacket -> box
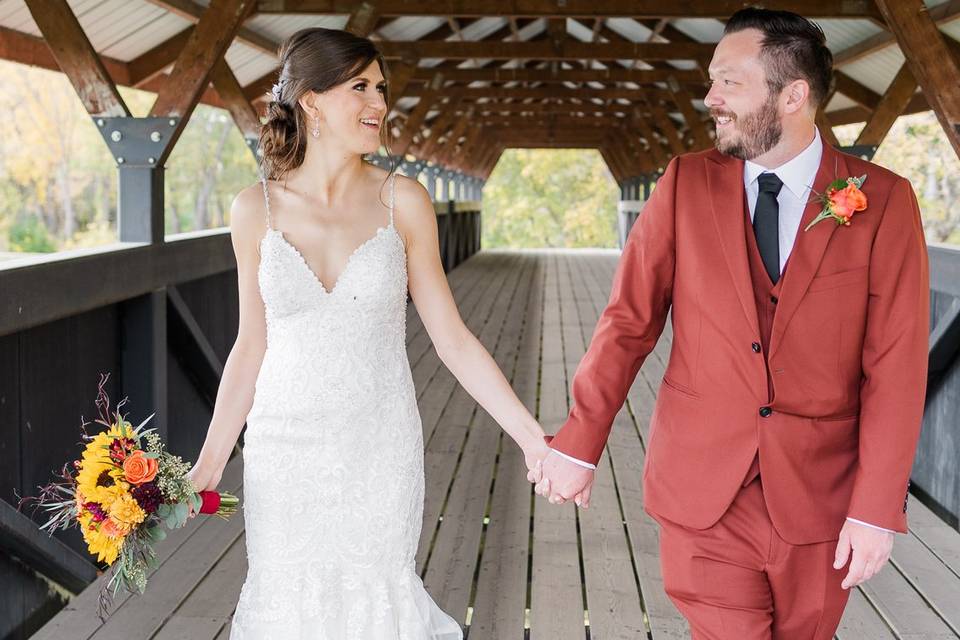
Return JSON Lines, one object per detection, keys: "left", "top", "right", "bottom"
{"left": 550, "top": 141, "right": 929, "bottom": 544}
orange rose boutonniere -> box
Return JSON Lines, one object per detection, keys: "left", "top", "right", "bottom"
{"left": 804, "top": 174, "right": 867, "bottom": 231}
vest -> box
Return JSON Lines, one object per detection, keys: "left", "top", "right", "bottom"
{"left": 742, "top": 195, "right": 787, "bottom": 487}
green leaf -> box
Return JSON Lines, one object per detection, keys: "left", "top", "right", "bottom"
{"left": 174, "top": 501, "right": 189, "bottom": 527}
{"left": 828, "top": 178, "right": 848, "bottom": 191}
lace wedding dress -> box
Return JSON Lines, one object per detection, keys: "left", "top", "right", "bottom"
{"left": 230, "top": 174, "right": 463, "bottom": 640}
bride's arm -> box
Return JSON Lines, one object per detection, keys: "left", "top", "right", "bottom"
{"left": 395, "top": 176, "right": 549, "bottom": 470}
{"left": 188, "top": 186, "right": 269, "bottom": 492}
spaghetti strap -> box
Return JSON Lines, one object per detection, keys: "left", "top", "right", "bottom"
{"left": 388, "top": 173, "right": 396, "bottom": 228}
{"left": 260, "top": 177, "right": 274, "bottom": 231}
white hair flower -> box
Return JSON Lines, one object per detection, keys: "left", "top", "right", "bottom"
{"left": 271, "top": 81, "right": 283, "bottom": 102}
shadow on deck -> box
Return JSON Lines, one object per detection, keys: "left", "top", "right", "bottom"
{"left": 32, "top": 250, "right": 960, "bottom": 640}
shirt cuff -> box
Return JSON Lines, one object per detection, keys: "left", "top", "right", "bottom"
{"left": 846, "top": 517, "right": 896, "bottom": 534}
{"left": 550, "top": 448, "right": 597, "bottom": 470}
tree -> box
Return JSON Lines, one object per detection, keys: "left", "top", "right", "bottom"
{"left": 483, "top": 149, "right": 619, "bottom": 249}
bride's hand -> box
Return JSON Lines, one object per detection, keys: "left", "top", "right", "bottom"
{"left": 523, "top": 437, "right": 552, "bottom": 484}
{"left": 185, "top": 462, "right": 223, "bottom": 518}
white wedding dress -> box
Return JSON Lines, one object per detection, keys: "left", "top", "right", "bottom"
{"left": 230, "top": 174, "right": 463, "bottom": 640}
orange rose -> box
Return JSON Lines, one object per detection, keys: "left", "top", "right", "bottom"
{"left": 829, "top": 183, "right": 867, "bottom": 224}
{"left": 123, "top": 450, "right": 158, "bottom": 485}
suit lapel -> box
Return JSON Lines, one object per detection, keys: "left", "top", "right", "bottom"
{"left": 768, "top": 144, "right": 848, "bottom": 359}
{"left": 706, "top": 153, "right": 760, "bottom": 339}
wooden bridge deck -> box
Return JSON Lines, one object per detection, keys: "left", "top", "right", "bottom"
{"left": 33, "top": 250, "right": 960, "bottom": 640}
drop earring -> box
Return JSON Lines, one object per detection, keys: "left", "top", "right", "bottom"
{"left": 311, "top": 118, "right": 320, "bottom": 138}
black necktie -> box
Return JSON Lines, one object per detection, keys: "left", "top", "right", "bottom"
{"left": 754, "top": 173, "right": 783, "bottom": 284}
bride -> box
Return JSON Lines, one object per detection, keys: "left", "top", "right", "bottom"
{"left": 185, "top": 26, "right": 550, "bottom": 640}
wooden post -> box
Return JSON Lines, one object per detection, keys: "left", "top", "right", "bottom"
{"left": 874, "top": 0, "right": 960, "bottom": 158}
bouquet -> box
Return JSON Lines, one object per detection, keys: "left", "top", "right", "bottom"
{"left": 20, "top": 374, "right": 238, "bottom": 619}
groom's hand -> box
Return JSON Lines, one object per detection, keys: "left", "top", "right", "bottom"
{"left": 834, "top": 519, "right": 895, "bottom": 589}
{"left": 534, "top": 451, "right": 595, "bottom": 508}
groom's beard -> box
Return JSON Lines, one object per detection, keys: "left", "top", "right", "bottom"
{"left": 713, "top": 92, "right": 783, "bottom": 161}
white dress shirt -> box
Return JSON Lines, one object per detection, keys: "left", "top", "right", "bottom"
{"left": 744, "top": 127, "right": 822, "bottom": 274}
{"left": 552, "top": 129, "right": 894, "bottom": 534}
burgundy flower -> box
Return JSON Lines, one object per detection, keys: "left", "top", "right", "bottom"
{"left": 131, "top": 481, "right": 163, "bottom": 514}
{"left": 85, "top": 501, "right": 108, "bottom": 523}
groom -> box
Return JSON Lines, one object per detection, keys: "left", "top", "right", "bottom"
{"left": 535, "top": 7, "right": 929, "bottom": 639}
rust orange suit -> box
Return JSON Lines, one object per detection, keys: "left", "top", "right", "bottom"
{"left": 549, "top": 142, "right": 929, "bottom": 638}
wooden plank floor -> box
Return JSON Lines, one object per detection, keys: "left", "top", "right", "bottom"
{"left": 32, "top": 250, "right": 960, "bottom": 640}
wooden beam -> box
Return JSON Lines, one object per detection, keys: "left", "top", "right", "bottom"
{"left": 344, "top": 1, "right": 380, "bottom": 36}
{"left": 436, "top": 108, "right": 474, "bottom": 165}
{"left": 378, "top": 39, "right": 716, "bottom": 61}
{"left": 833, "top": 71, "right": 882, "bottom": 109}
{"left": 834, "top": 0, "right": 960, "bottom": 66}
{"left": 646, "top": 97, "right": 686, "bottom": 155}
{"left": 209, "top": 58, "right": 261, "bottom": 144}
{"left": 386, "top": 59, "right": 417, "bottom": 110}
{"left": 404, "top": 85, "right": 705, "bottom": 102}
{"left": 419, "top": 97, "right": 466, "bottom": 160}
{"left": 875, "top": 0, "right": 960, "bottom": 157}
{"left": 128, "top": 27, "right": 195, "bottom": 87}
{"left": 256, "top": 0, "right": 881, "bottom": 19}
{"left": 598, "top": 145, "right": 626, "bottom": 183}
{"left": 667, "top": 76, "right": 711, "bottom": 149}
{"left": 630, "top": 110, "right": 669, "bottom": 170}
{"left": 410, "top": 67, "right": 703, "bottom": 83}
{"left": 149, "top": 0, "right": 256, "bottom": 163}
{"left": 854, "top": 63, "right": 918, "bottom": 146}
{"left": 25, "top": 0, "right": 130, "bottom": 117}
{"left": 146, "top": 0, "right": 278, "bottom": 56}
{"left": 394, "top": 85, "right": 443, "bottom": 155}
{"left": 0, "top": 25, "right": 131, "bottom": 86}
{"left": 449, "top": 122, "right": 485, "bottom": 171}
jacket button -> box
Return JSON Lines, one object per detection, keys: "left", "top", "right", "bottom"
{"left": 770, "top": 295, "right": 779, "bottom": 304}
{"left": 751, "top": 342, "right": 761, "bottom": 353}
{"left": 759, "top": 407, "right": 773, "bottom": 418}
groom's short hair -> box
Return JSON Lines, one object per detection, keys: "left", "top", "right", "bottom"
{"left": 724, "top": 8, "right": 834, "bottom": 109}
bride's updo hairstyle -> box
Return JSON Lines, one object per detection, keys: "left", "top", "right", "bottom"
{"left": 258, "top": 28, "right": 389, "bottom": 180}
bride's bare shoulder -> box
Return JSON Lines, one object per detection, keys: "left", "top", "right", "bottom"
{"left": 230, "top": 182, "right": 269, "bottom": 234}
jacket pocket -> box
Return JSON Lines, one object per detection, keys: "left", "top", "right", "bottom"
{"left": 815, "top": 413, "right": 859, "bottom": 423}
{"left": 660, "top": 376, "right": 701, "bottom": 400}
{"left": 807, "top": 266, "right": 868, "bottom": 293}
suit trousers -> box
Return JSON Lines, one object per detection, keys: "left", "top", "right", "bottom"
{"left": 653, "top": 476, "right": 850, "bottom": 639}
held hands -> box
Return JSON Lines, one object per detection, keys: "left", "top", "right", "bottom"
{"left": 834, "top": 519, "right": 895, "bottom": 589}
{"left": 532, "top": 450, "right": 595, "bottom": 508}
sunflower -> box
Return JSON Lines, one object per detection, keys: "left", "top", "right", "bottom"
{"left": 76, "top": 428, "right": 131, "bottom": 503}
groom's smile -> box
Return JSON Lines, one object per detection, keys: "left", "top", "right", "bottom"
{"left": 706, "top": 30, "right": 786, "bottom": 162}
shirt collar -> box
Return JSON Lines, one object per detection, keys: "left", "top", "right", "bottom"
{"left": 744, "top": 128, "right": 823, "bottom": 199}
